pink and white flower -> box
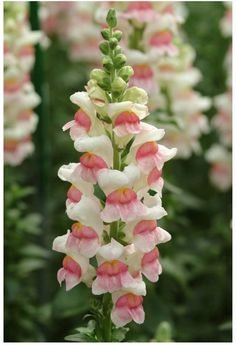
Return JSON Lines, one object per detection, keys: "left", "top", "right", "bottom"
{"left": 92, "top": 240, "right": 137, "bottom": 295}
{"left": 206, "top": 145, "right": 232, "bottom": 191}
{"left": 63, "top": 91, "right": 103, "bottom": 140}
{"left": 111, "top": 292, "right": 145, "bottom": 327}
{"left": 128, "top": 123, "right": 176, "bottom": 173}
{"left": 107, "top": 101, "right": 149, "bottom": 137}
{"left": 121, "top": 1, "right": 157, "bottom": 24}
{"left": 53, "top": 222, "right": 100, "bottom": 259}
{"left": 74, "top": 135, "right": 113, "bottom": 183}
{"left": 97, "top": 168, "right": 147, "bottom": 223}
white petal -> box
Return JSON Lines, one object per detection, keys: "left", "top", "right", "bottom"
{"left": 52, "top": 231, "right": 70, "bottom": 253}
{"left": 131, "top": 123, "right": 165, "bottom": 148}
{"left": 82, "top": 264, "right": 96, "bottom": 288}
{"left": 98, "top": 239, "right": 124, "bottom": 261}
{"left": 157, "top": 227, "right": 172, "bottom": 243}
{"left": 158, "top": 144, "right": 177, "bottom": 162}
{"left": 123, "top": 164, "right": 141, "bottom": 186}
{"left": 70, "top": 91, "right": 96, "bottom": 118}
{"left": 66, "top": 195, "right": 103, "bottom": 233}
{"left": 58, "top": 163, "right": 94, "bottom": 195}
{"left": 74, "top": 135, "right": 113, "bottom": 166}
{"left": 108, "top": 101, "right": 148, "bottom": 120}
{"left": 97, "top": 169, "right": 129, "bottom": 195}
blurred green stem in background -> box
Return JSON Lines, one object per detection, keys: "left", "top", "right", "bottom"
{"left": 29, "top": 0, "right": 51, "bottom": 326}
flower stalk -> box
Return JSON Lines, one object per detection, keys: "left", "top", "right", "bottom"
{"left": 53, "top": 8, "right": 177, "bottom": 342}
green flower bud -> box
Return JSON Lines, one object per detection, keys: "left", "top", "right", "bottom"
{"left": 114, "top": 54, "right": 127, "bottom": 69}
{"left": 98, "top": 76, "right": 111, "bottom": 91}
{"left": 86, "top": 79, "right": 108, "bottom": 116}
{"left": 123, "top": 87, "right": 148, "bottom": 105}
{"left": 113, "top": 30, "right": 122, "bottom": 41}
{"left": 109, "top": 37, "right": 118, "bottom": 49}
{"left": 114, "top": 46, "right": 122, "bottom": 55}
{"left": 102, "top": 56, "right": 113, "bottom": 71}
{"left": 106, "top": 8, "right": 117, "bottom": 28}
{"left": 90, "top": 69, "right": 107, "bottom": 83}
{"left": 99, "top": 41, "right": 109, "bottom": 55}
{"left": 119, "top": 66, "right": 134, "bottom": 82}
{"left": 101, "top": 28, "right": 110, "bottom": 40}
{"left": 111, "top": 76, "right": 127, "bottom": 96}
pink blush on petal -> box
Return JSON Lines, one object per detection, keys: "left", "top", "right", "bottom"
{"left": 114, "top": 112, "right": 141, "bottom": 137}
{"left": 112, "top": 293, "right": 145, "bottom": 326}
{"left": 148, "top": 167, "right": 162, "bottom": 185}
{"left": 79, "top": 153, "right": 108, "bottom": 183}
{"left": 57, "top": 256, "right": 82, "bottom": 291}
{"left": 74, "top": 109, "right": 91, "bottom": 132}
{"left": 141, "top": 248, "right": 161, "bottom": 282}
{"left": 66, "top": 222, "right": 100, "bottom": 258}
{"left": 102, "top": 188, "right": 147, "bottom": 222}
{"left": 149, "top": 30, "right": 173, "bottom": 47}
{"left": 67, "top": 185, "right": 82, "bottom": 203}
{"left": 93, "top": 260, "right": 134, "bottom": 294}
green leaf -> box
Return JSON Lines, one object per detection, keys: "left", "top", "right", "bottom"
{"left": 52, "top": 285, "right": 91, "bottom": 318}
{"left": 121, "top": 136, "right": 135, "bottom": 161}
{"left": 17, "top": 258, "right": 45, "bottom": 275}
{"left": 112, "top": 327, "right": 129, "bottom": 341}
{"left": 152, "top": 321, "right": 174, "bottom": 342}
{"left": 20, "top": 244, "right": 49, "bottom": 259}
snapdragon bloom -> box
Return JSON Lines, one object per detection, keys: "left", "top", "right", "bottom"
{"left": 53, "top": 9, "right": 176, "bottom": 334}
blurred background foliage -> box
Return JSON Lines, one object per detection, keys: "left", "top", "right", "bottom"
{"left": 4, "top": 1, "right": 231, "bottom": 342}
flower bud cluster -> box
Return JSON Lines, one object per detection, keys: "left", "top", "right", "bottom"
{"left": 4, "top": 2, "right": 41, "bottom": 166}
{"left": 53, "top": 9, "right": 177, "bottom": 328}
{"left": 206, "top": 3, "right": 232, "bottom": 191}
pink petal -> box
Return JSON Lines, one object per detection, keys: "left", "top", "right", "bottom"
{"left": 142, "top": 259, "right": 161, "bottom": 282}
{"left": 64, "top": 271, "right": 82, "bottom": 291}
{"left": 129, "top": 305, "right": 145, "bottom": 324}
{"left": 62, "top": 120, "right": 75, "bottom": 131}
{"left": 111, "top": 306, "right": 132, "bottom": 327}
{"left": 101, "top": 203, "right": 121, "bottom": 223}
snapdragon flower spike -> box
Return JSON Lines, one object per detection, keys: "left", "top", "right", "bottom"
{"left": 54, "top": 8, "right": 176, "bottom": 334}
{"left": 4, "top": 2, "right": 41, "bottom": 165}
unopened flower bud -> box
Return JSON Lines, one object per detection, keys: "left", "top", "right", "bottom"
{"left": 109, "top": 37, "right": 118, "bottom": 49}
{"left": 123, "top": 87, "right": 148, "bottom": 105}
{"left": 101, "top": 28, "right": 110, "bottom": 40}
{"left": 113, "top": 30, "right": 122, "bottom": 41}
{"left": 106, "top": 8, "right": 117, "bottom": 28}
{"left": 119, "top": 66, "right": 134, "bottom": 82}
{"left": 114, "top": 54, "right": 127, "bottom": 69}
{"left": 98, "top": 76, "right": 111, "bottom": 91}
{"left": 90, "top": 69, "right": 107, "bottom": 84}
{"left": 102, "top": 56, "right": 113, "bottom": 71}
{"left": 99, "top": 41, "right": 109, "bottom": 55}
{"left": 114, "top": 46, "right": 122, "bottom": 55}
{"left": 111, "top": 76, "right": 127, "bottom": 96}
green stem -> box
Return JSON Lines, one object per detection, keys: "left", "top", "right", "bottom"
{"left": 162, "top": 86, "right": 173, "bottom": 116}
{"left": 102, "top": 294, "right": 112, "bottom": 342}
